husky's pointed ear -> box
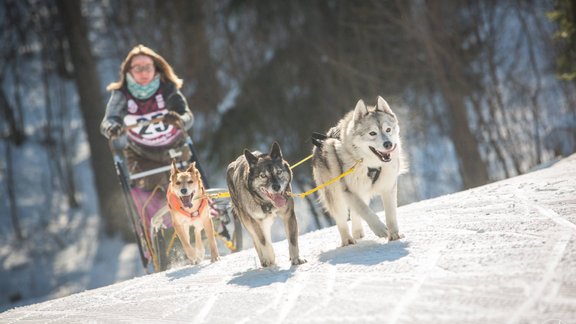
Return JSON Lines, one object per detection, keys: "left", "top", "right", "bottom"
{"left": 171, "top": 160, "right": 179, "bottom": 175}
{"left": 190, "top": 161, "right": 203, "bottom": 182}
{"left": 270, "top": 141, "right": 283, "bottom": 160}
{"left": 353, "top": 99, "right": 368, "bottom": 121}
{"left": 244, "top": 149, "right": 259, "bottom": 168}
{"left": 376, "top": 96, "right": 396, "bottom": 118}
{"left": 186, "top": 161, "right": 196, "bottom": 173}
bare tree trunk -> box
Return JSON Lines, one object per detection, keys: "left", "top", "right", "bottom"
{"left": 0, "top": 87, "right": 24, "bottom": 241}
{"left": 444, "top": 93, "right": 489, "bottom": 188}
{"left": 478, "top": 18, "right": 521, "bottom": 175}
{"left": 0, "top": 88, "right": 25, "bottom": 145}
{"left": 5, "top": 142, "right": 24, "bottom": 241}
{"left": 184, "top": 0, "right": 223, "bottom": 115}
{"left": 416, "top": 1, "right": 489, "bottom": 189}
{"left": 62, "top": 93, "right": 80, "bottom": 208}
{"left": 40, "top": 50, "right": 57, "bottom": 216}
{"left": 470, "top": 95, "right": 511, "bottom": 179}
{"left": 12, "top": 61, "right": 26, "bottom": 143}
{"left": 56, "top": 75, "right": 80, "bottom": 208}
{"left": 55, "top": 0, "right": 126, "bottom": 235}
{"left": 516, "top": 7, "right": 544, "bottom": 166}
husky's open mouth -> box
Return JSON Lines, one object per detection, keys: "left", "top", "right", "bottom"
{"left": 369, "top": 145, "right": 396, "bottom": 163}
{"left": 261, "top": 189, "right": 288, "bottom": 208}
{"left": 178, "top": 190, "right": 195, "bottom": 208}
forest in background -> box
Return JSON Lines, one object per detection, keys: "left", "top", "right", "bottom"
{"left": 1, "top": 0, "right": 576, "bottom": 241}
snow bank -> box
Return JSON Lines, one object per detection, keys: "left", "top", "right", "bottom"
{"left": 2, "top": 155, "right": 575, "bottom": 323}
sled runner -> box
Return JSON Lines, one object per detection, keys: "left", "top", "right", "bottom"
{"left": 110, "top": 134, "right": 242, "bottom": 273}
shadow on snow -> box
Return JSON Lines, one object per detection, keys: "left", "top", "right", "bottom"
{"left": 228, "top": 267, "right": 295, "bottom": 288}
{"left": 165, "top": 265, "right": 203, "bottom": 281}
{"left": 318, "top": 240, "right": 409, "bottom": 266}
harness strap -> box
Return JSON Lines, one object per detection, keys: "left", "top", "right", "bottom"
{"left": 200, "top": 158, "right": 364, "bottom": 201}
{"left": 289, "top": 159, "right": 363, "bottom": 199}
{"left": 167, "top": 186, "right": 209, "bottom": 219}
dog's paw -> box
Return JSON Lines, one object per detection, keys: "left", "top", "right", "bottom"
{"left": 260, "top": 259, "right": 276, "bottom": 267}
{"left": 352, "top": 228, "right": 365, "bottom": 240}
{"left": 372, "top": 224, "right": 389, "bottom": 238}
{"left": 196, "top": 249, "right": 205, "bottom": 261}
{"left": 341, "top": 237, "right": 357, "bottom": 247}
{"left": 291, "top": 257, "right": 307, "bottom": 266}
{"left": 388, "top": 232, "right": 404, "bottom": 241}
{"left": 211, "top": 255, "right": 221, "bottom": 263}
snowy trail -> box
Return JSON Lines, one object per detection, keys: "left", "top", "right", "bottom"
{"left": 1, "top": 155, "right": 576, "bottom": 323}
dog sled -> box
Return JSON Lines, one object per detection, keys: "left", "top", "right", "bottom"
{"left": 109, "top": 131, "right": 242, "bottom": 273}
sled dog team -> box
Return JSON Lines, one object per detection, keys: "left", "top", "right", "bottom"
{"left": 168, "top": 96, "right": 404, "bottom": 268}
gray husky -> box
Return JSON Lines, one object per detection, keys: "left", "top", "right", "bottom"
{"left": 312, "top": 96, "right": 405, "bottom": 246}
{"left": 226, "top": 142, "right": 306, "bottom": 267}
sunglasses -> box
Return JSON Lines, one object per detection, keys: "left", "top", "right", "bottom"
{"left": 130, "top": 64, "right": 155, "bottom": 73}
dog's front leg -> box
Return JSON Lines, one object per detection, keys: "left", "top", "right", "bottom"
{"left": 259, "top": 217, "right": 276, "bottom": 267}
{"left": 282, "top": 205, "right": 306, "bottom": 265}
{"left": 245, "top": 217, "right": 276, "bottom": 267}
{"left": 203, "top": 215, "right": 220, "bottom": 263}
{"left": 322, "top": 189, "right": 355, "bottom": 246}
{"left": 345, "top": 191, "right": 389, "bottom": 238}
{"left": 173, "top": 220, "right": 198, "bottom": 264}
{"left": 193, "top": 226, "right": 205, "bottom": 263}
{"left": 349, "top": 194, "right": 371, "bottom": 240}
{"left": 381, "top": 182, "right": 402, "bottom": 241}
{"left": 350, "top": 203, "right": 366, "bottom": 240}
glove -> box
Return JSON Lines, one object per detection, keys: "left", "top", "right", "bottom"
{"left": 163, "top": 111, "right": 183, "bottom": 128}
{"left": 106, "top": 123, "right": 123, "bottom": 138}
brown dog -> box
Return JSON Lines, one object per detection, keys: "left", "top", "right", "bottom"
{"left": 167, "top": 161, "right": 220, "bottom": 264}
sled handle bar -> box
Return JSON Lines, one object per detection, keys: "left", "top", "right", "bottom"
{"left": 128, "top": 163, "right": 225, "bottom": 185}
{"left": 129, "top": 161, "right": 187, "bottom": 180}
{"left": 205, "top": 188, "right": 230, "bottom": 196}
{"left": 109, "top": 130, "right": 210, "bottom": 187}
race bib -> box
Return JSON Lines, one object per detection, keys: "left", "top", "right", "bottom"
{"left": 123, "top": 109, "right": 183, "bottom": 148}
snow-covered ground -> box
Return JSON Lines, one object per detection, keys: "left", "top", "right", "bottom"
{"left": 1, "top": 154, "right": 575, "bottom": 323}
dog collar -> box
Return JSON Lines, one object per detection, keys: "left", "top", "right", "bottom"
{"left": 167, "top": 186, "right": 208, "bottom": 219}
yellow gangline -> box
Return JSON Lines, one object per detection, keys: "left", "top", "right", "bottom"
{"left": 289, "top": 159, "right": 363, "bottom": 199}
{"left": 199, "top": 156, "right": 362, "bottom": 201}
{"left": 290, "top": 154, "right": 313, "bottom": 170}
{"left": 204, "top": 191, "right": 231, "bottom": 199}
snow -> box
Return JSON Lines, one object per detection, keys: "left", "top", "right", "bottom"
{"left": 1, "top": 154, "right": 576, "bottom": 323}
{"left": 0, "top": 140, "right": 147, "bottom": 311}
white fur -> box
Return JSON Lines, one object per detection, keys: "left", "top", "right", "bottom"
{"left": 312, "top": 96, "right": 405, "bottom": 246}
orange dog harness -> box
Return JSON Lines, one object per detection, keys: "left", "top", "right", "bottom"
{"left": 167, "top": 186, "right": 209, "bottom": 219}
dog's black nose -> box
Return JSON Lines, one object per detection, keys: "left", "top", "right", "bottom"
{"left": 180, "top": 188, "right": 187, "bottom": 195}
{"left": 272, "top": 184, "right": 280, "bottom": 191}
{"left": 383, "top": 141, "right": 393, "bottom": 150}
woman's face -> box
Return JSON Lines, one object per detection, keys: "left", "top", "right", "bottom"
{"left": 129, "top": 55, "right": 156, "bottom": 86}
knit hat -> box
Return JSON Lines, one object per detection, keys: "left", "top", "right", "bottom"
{"left": 126, "top": 73, "right": 160, "bottom": 100}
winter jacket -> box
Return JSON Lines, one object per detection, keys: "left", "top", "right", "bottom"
{"left": 100, "top": 81, "right": 194, "bottom": 140}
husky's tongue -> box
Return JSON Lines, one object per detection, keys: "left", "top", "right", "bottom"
{"left": 369, "top": 145, "right": 395, "bottom": 163}
{"left": 180, "top": 194, "right": 193, "bottom": 208}
{"left": 269, "top": 192, "right": 287, "bottom": 208}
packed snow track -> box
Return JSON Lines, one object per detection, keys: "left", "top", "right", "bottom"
{"left": 2, "top": 155, "right": 576, "bottom": 323}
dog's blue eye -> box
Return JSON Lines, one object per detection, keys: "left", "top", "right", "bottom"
{"left": 369, "top": 131, "right": 377, "bottom": 136}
